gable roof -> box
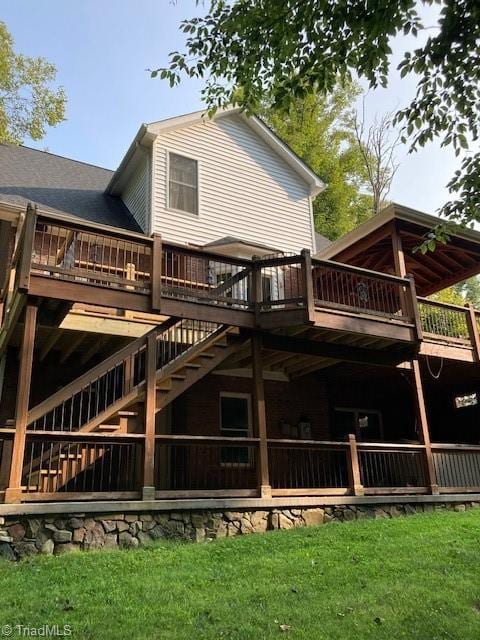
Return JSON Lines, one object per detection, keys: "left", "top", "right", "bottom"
{"left": 107, "top": 109, "right": 325, "bottom": 197}
{"left": 317, "top": 203, "right": 480, "bottom": 297}
{"left": 0, "top": 144, "right": 141, "bottom": 231}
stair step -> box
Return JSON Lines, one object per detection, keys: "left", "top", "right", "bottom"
{"left": 199, "top": 351, "right": 216, "bottom": 358}
{"left": 20, "top": 485, "right": 39, "bottom": 492}
{"left": 94, "top": 424, "right": 120, "bottom": 432}
{"left": 117, "top": 411, "right": 138, "bottom": 417}
{"left": 185, "top": 362, "right": 202, "bottom": 369}
{"left": 59, "top": 453, "right": 83, "bottom": 460}
{"left": 171, "top": 374, "right": 186, "bottom": 381}
{"left": 39, "top": 469, "right": 63, "bottom": 476}
{"left": 157, "top": 380, "right": 172, "bottom": 391}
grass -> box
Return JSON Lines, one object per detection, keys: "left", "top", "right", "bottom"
{"left": 1, "top": 509, "right": 480, "bottom": 639}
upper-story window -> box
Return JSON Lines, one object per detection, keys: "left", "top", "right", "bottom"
{"left": 168, "top": 152, "right": 198, "bottom": 214}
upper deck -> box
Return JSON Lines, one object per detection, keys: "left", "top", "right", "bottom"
{"left": 0, "top": 205, "right": 479, "bottom": 366}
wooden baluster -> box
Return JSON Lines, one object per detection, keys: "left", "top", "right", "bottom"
{"left": 411, "top": 359, "right": 439, "bottom": 494}
{"left": 346, "top": 434, "right": 364, "bottom": 496}
{"left": 251, "top": 333, "right": 271, "bottom": 498}
{"left": 5, "top": 303, "right": 38, "bottom": 503}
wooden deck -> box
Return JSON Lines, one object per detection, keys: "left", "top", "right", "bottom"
{"left": 1, "top": 207, "right": 480, "bottom": 505}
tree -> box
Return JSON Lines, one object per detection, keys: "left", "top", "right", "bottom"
{"left": 153, "top": 0, "right": 480, "bottom": 245}
{"left": 431, "top": 277, "right": 480, "bottom": 306}
{"left": 0, "top": 21, "right": 65, "bottom": 144}
{"left": 261, "top": 85, "right": 373, "bottom": 240}
{"left": 354, "top": 104, "right": 401, "bottom": 215}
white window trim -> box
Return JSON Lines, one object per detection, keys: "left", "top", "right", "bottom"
{"left": 219, "top": 392, "right": 253, "bottom": 467}
{"left": 166, "top": 149, "right": 200, "bottom": 217}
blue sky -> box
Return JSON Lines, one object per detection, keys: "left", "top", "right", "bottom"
{"left": 1, "top": 1, "right": 463, "bottom": 214}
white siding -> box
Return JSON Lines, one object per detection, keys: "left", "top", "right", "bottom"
{"left": 121, "top": 153, "right": 150, "bottom": 232}
{"left": 151, "top": 115, "right": 315, "bottom": 253}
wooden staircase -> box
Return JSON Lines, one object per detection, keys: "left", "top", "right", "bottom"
{"left": 21, "top": 318, "right": 244, "bottom": 491}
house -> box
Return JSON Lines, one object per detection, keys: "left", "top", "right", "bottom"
{"left": 1, "top": 108, "right": 480, "bottom": 539}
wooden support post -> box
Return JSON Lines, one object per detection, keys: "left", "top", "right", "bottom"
{"left": 391, "top": 223, "right": 412, "bottom": 320}
{"left": 411, "top": 358, "right": 439, "bottom": 494}
{"left": 17, "top": 206, "right": 37, "bottom": 293}
{"left": 407, "top": 275, "right": 423, "bottom": 341}
{"left": 252, "top": 259, "right": 262, "bottom": 327}
{"left": 466, "top": 304, "right": 480, "bottom": 361}
{"left": 251, "top": 333, "right": 271, "bottom": 498}
{"left": 347, "top": 433, "right": 364, "bottom": 496}
{"left": 142, "top": 331, "right": 157, "bottom": 499}
{"left": 5, "top": 303, "right": 37, "bottom": 503}
{"left": 391, "top": 222, "right": 407, "bottom": 277}
{"left": 151, "top": 233, "right": 162, "bottom": 312}
{"left": 301, "top": 249, "right": 315, "bottom": 323}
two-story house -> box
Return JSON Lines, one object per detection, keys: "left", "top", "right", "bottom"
{"left": 1, "top": 108, "right": 480, "bottom": 546}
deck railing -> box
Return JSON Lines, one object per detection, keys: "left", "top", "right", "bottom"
{"left": 267, "top": 439, "right": 350, "bottom": 493}
{"left": 161, "top": 243, "right": 253, "bottom": 309}
{"left": 27, "top": 318, "right": 222, "bottom": 432}
{"left": 20, "top": 432, "right": 143, "bottom": 498}
{"left": 432, "top": 444, "right": 480, "bottom": 493}
{"left": 418, "top": 298, "right": 470, "bottom": 341}
{"left": 357, "top": 442, "right": 428, "bottom": 492}
{"left": 6, "top": 209, "right": 422, "bottom": 333}
{"left": 31, "top": 213, "right": 152, "bottom": 293}
{"left": 312, "top": 259, "right": 410, "bottom": 320}
{"left": 255, "top": 255, "right": 306, "bottom": 312}
{"left": 154, "top": 435, "right": 258, "bottom": 496}
{"left": 4, "top": 429, "right": 480, "bottom": 501}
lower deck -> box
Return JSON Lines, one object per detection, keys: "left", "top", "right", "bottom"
{"left": 2, "top": 346, "right": 480, "bottom": 504}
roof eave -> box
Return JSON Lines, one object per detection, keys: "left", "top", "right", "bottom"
{"left": 316, "top": 202, "right": 480, "bottom": 260}
{"left": 106, "top": 124, "right": 156, "bottom": 195}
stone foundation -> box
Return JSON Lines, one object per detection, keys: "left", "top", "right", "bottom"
{"left": 0, "top": 500, "right": 478, "bottom": 560}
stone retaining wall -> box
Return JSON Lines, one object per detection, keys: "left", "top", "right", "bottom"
{"left": 0, "top": 501, "right": 477, "bottom": 560}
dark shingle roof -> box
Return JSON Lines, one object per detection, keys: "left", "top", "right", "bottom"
{"left": 0, "top": 144, "right": 141, "bottom": 231}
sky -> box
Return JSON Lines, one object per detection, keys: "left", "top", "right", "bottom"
{"left": 1, "top": 1, "right": 464, "bottom": 215}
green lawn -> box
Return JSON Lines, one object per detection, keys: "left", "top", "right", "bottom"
{"left": 1, "top": 509, "right": 480, "bottom": 639}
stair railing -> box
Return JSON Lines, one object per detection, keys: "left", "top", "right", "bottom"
{"left": 27, "top": 318, "right": 222, "bottom": 432}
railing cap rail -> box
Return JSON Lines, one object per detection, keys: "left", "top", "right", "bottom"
{"left": 417, "top": 296, "right": 470, "bottom": 314}
{"left": 312, "top": 257, "right": 410, "bottom": 285}
{"left": 36, "top": 209, "right": 154, "bottom": 245}
{"left": 162, "top": 240, "right": 253, "bottom": 267}
{"left": 267, "top": 438, "right": 349, "bottom": 448}
{"left": 155, "top": 434, "right": 260, "bottom": 445}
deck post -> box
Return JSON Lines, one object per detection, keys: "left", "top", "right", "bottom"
{"left": 252, "top": 258, "right": 262, "bottom": 326}
{"left": 466, "top": 304, "right": 480, "bottom": 361}
{"left": 251, "top": 333, "right": 271, "bottom": 498}
{"left": 407, "top": 275, "right": 423, "bottom": 341}
{"left": 301, "top": 249, "right": 315, "bottom": 323}
{"left": 5, "top": 302, "right": 38, "bottom": 503}
{"left": 411, "top": 358, "right": 439, "bottom": 494}
{"left": 17, "top": 205, "right": 37, "bottom": 293}
{"left": 347, "top": 434, "right": 364, "bottom": 496}
{"left": 142, "top": 331, "right": 157, "bottom": 500}
{"left": 391, "top": 222, "right": 412, "bottom": 320}
{"left": 151, "top": 233, "right": 162, "bottom": 312}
